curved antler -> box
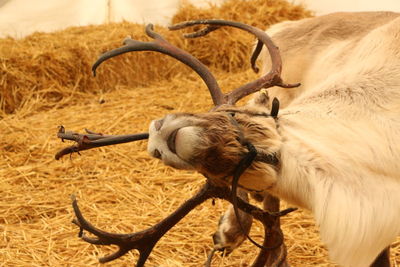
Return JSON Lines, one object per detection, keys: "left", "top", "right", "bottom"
{"left": 93, "top": 21, "right": 299, "bottom": 107}
{"left": 92, "top": 24, "right": 225, "bottom": 106}
{"left": 71, "top": 182, "right": 296, "bottom": 266}
{"left": 169, "top": 20, "right": 301, "bottom": 105}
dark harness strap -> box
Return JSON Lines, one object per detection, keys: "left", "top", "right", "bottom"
{"left": 230, "top": 142, "right": 284, "bottom": 251}
{"left": 222, "top": 99, "right": 283, "bottom": 251}
{"left": 226, "top": 97, "right": 281, "bottom": 166}
{"left": 256, "top": 151, "right": 279, "bottom": 165}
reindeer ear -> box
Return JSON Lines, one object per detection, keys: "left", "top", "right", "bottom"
{"left": 251, "top": 89, "right": 270, "bottom": 107}
{"left": 270, "top": 97, "right": 280, "bottom": 118}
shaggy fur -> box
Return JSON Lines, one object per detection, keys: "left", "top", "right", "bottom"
{"left": 148, "top": 12, "right": 400, "bottom": 267}
{"left": 257, "top": 11, "right": 400, "bottom": 267}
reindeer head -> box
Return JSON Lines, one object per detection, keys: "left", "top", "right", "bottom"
{"left": 147, "top": 107, "right": 283, "bottom": 190}
{"left": 92, "top": 20, "right": 299, "bottom": 191}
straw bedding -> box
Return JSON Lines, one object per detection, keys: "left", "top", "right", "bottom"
{"left": 0, "top": 0, "right": 399, "bottom": 266}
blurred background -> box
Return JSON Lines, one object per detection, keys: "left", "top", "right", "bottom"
{"left": 1, "top": 0, "right": 399, "bottom": 266}
{"left": 1, "top": 0, "right": 400, "bottom": 38}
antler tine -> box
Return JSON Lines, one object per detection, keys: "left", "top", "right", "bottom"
{"left": 169, "top": 20, "right": 301, "bottom": 105}
{"left": 250, "top": 40, "right": 264, "bottom": 73}
{"left": 55, "top": 127, "right": 149, "bottom": 160}
{"left": 92, "top": 24, "right": 225, "bottom": 106}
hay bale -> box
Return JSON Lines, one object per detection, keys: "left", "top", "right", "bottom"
{"left": 0, "top": 0, "right": 311, "bottom": 115}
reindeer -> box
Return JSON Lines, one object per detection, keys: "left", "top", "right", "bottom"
{"left": 57, "top": 12, "right": 400, "bottom": 267}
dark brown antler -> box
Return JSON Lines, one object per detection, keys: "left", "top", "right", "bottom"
{"left": 93, "top": 21, "right": 299, "bottom": 107}
{"left": 169, "top": 19, "right": 301, "bottom": 105}
{"left": 55, "top": 126, "right": 148, "bottom": 160}
{"left": 92, "top": 24, "right": 224, "bottom": 106}
{"left": 71, "top": 181, "right": 296, "bottom": 267}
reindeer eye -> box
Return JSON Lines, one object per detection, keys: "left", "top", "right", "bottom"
{"left": 167, "top": 129, "right": 178, "bottom": 153}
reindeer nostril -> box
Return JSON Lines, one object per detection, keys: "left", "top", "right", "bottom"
{"left": 154, "top": 119, "right": 164, "bottom": 131}
{"left": 153, "top": 149, "right": 162, "bottom": 159}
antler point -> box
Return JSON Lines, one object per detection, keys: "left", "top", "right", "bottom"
{"left": 70, "top": 194, "right": 77, "bottom": 202}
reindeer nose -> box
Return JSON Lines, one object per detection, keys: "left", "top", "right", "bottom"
{"left": 153, "top": 149, "right": 162, "bottom": 159}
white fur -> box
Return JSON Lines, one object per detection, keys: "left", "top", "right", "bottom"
{"left": 262, "top": 12, "right": 400, "bottom": 266}
{"left": 148, "top": 114, "right": 203, "bottom": 169}
{"left": 148, "top": 12, "right": 400, "bottom": 266}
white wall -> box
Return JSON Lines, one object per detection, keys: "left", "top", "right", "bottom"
{"left": 0, "top": 0, "right": 399, "bottom": 38}
{"left": 0, "top": 0, "right": 107, "bottom": 38}
{"left": 294, "top": 0, "right": 400, "bottom": 15}
{"left": 0, "top": 0, "right": 225, "bottom": 38}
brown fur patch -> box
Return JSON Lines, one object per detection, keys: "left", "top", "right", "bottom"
{"left": 192, "top": 112, "right": 246, "bottom": 175}
{"left": 188, "top": 109, "right": 281, "bottom": 179}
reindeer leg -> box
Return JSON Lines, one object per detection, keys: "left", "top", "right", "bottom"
{"left": 207, "top": 189, "right": 253, "bottom": 264}
{"left": 207, "top": 191, "right": 293, "bottom": 267}
{"left": 251, "top": 194, "right": 289, "bottom": 267}
{"left": 370, "top": 247, "right": 390, "bottom": 267}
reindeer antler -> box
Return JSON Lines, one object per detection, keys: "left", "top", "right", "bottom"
{"left": 71, "top": 181, "right": 296, "bottom": 267}
{"left": 169, "top": 20, "right": 300, "bottom": 105}
{"left": 93, "top": 21, "right": 299, "bottom": 107}
{"left": 92, "top": 24, "right": 224, "bottom": 106}
{"left": 55, "top": 126, "right": 148, "bottom": 160}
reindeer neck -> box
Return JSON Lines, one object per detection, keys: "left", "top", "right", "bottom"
{"left": 261, "top": 110, "right": 319, "bottom": 210}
